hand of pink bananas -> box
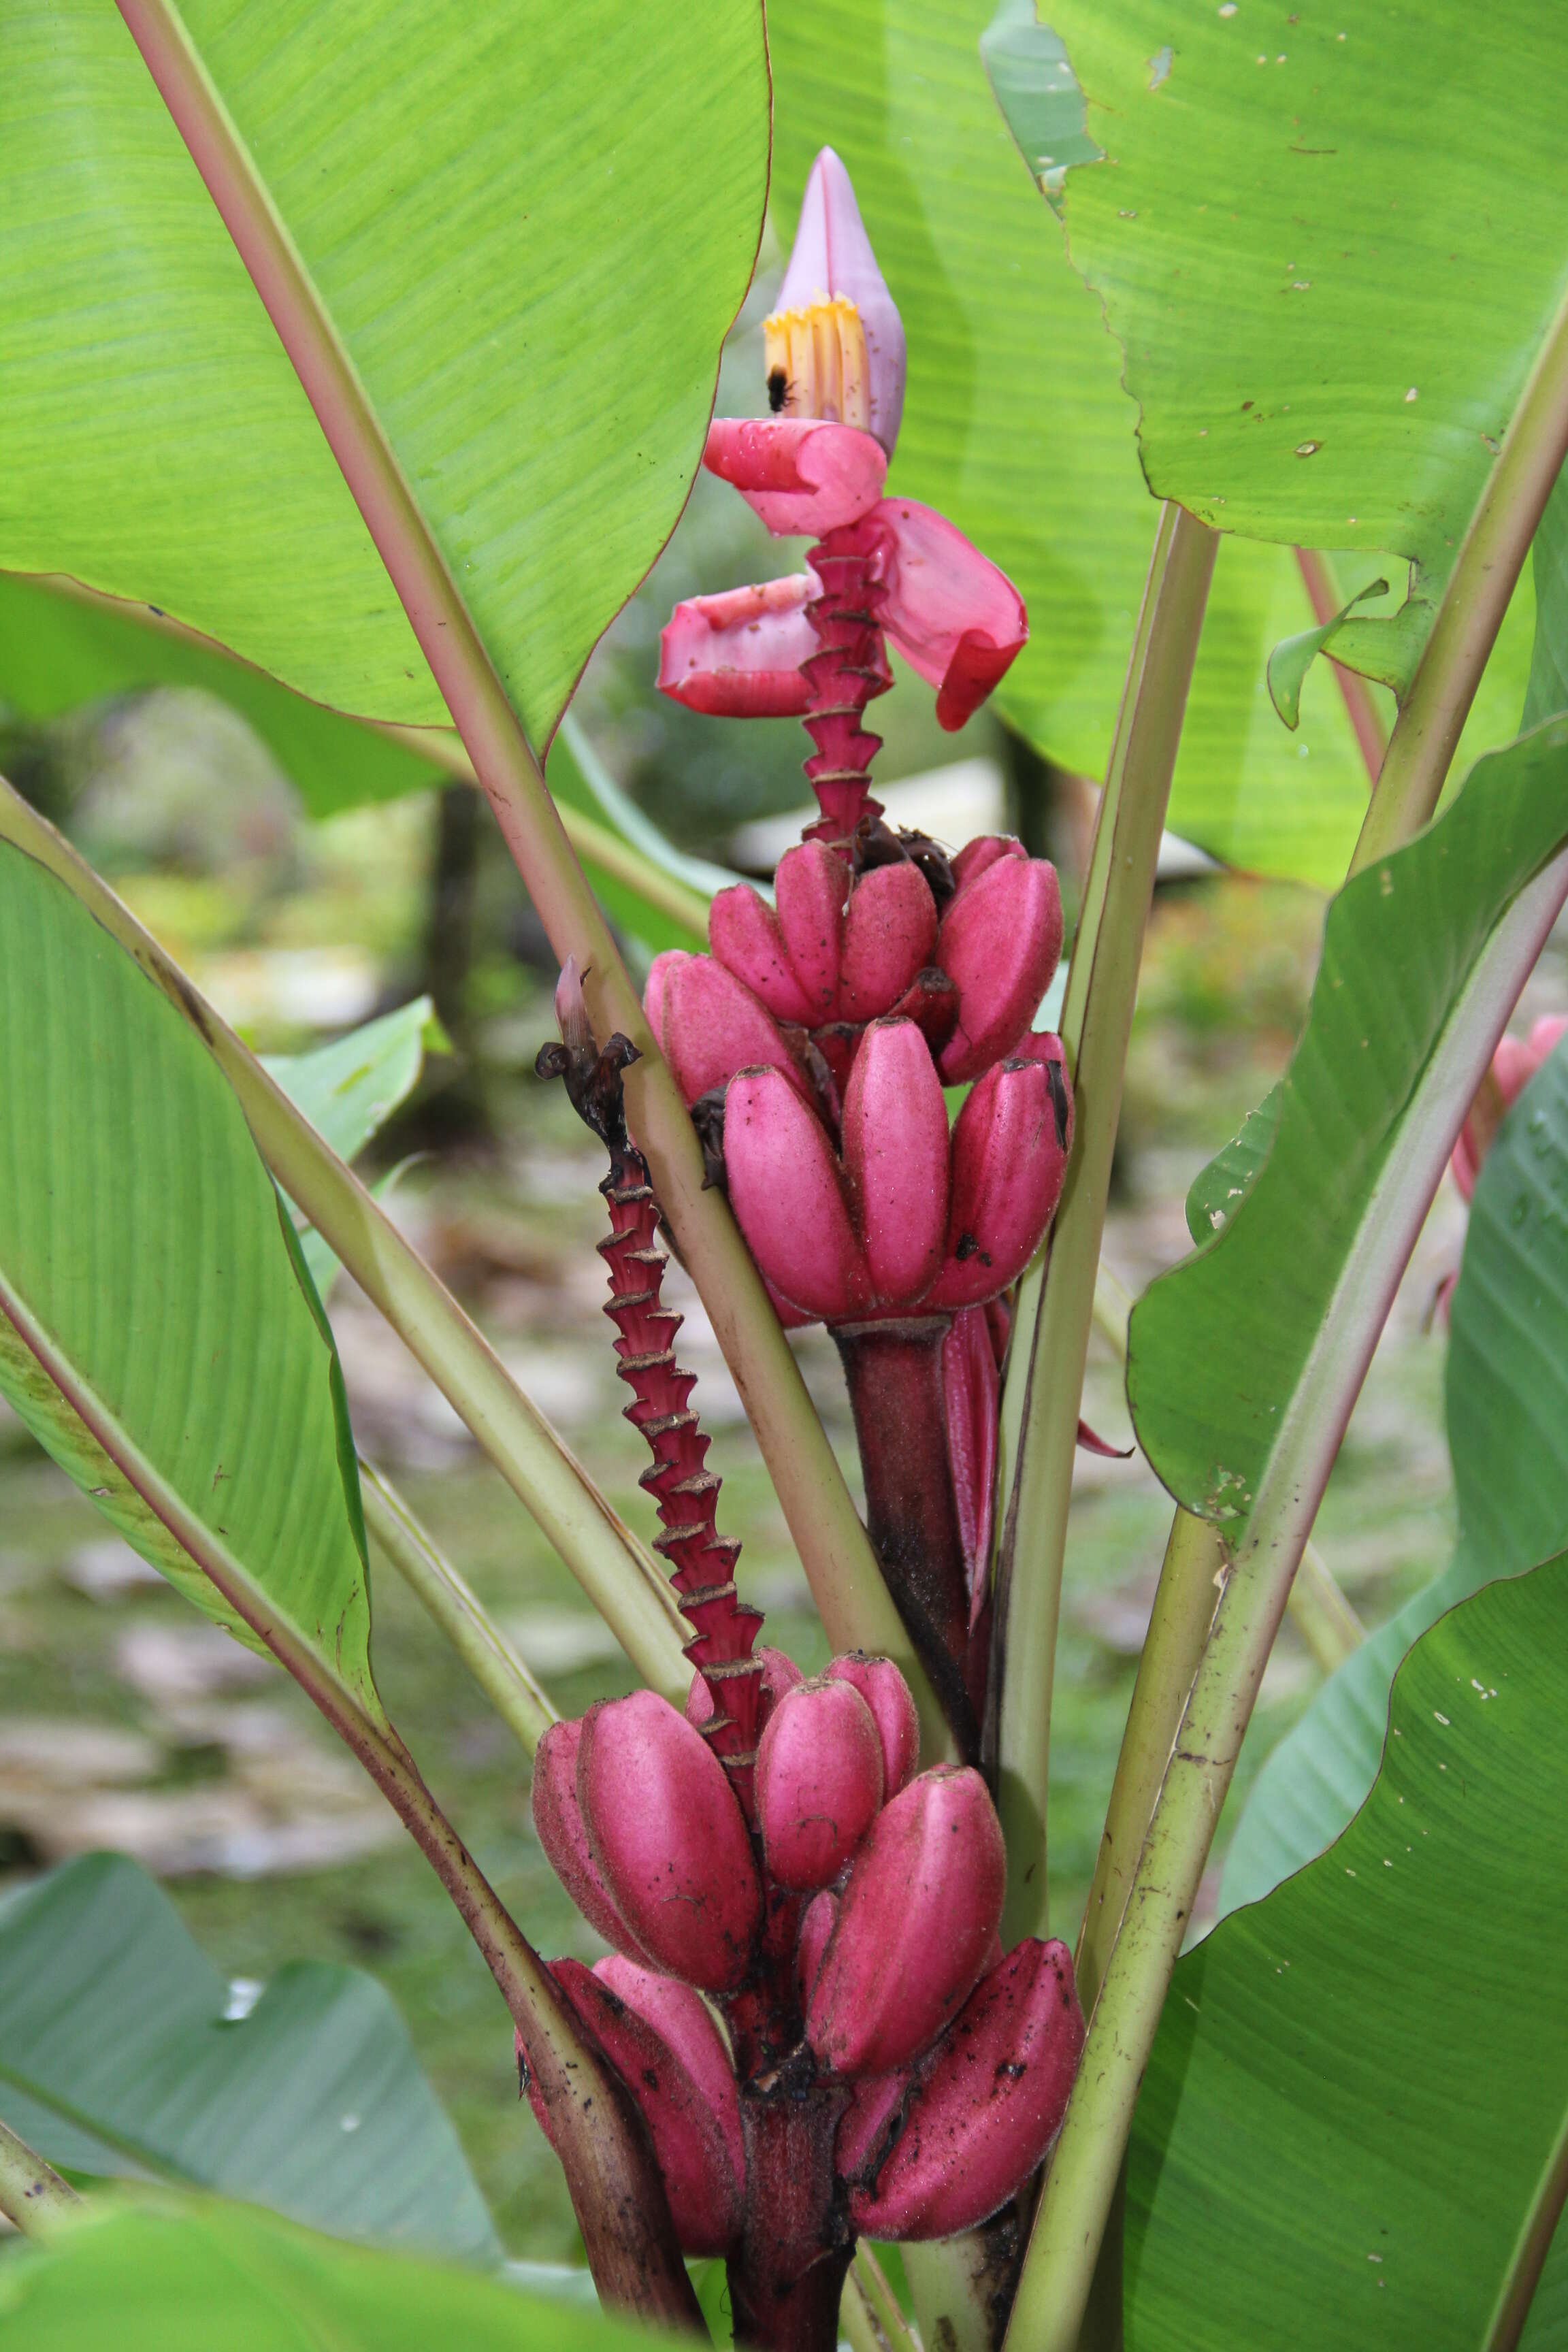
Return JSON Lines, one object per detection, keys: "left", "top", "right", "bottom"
{"left": 528, "top": 1652, "right": 1083, "bottom": 2253}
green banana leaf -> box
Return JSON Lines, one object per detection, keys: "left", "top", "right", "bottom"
{"left": 1221, "top": 1030, "right": 1568, "bottom": 1914}
{"left": 768, "top": 0, "right": 1380, "bottom": 887}
{"left": 263, "top": 996, "right": 442, "bottom": 1299}
{"left": 0, "top": 835, "right": 378, "bottom": 1708}
{"left": 0, "top": 0, "right": 766, "bottom": 749}
{"left": 1126, "top": 1545, "right": 1568, "bottom": 2349}
{"left": 0, "top": 1855, "right": 496, "bottom": 2265}
{"left": 1045, "top": 0, "right": 1568, "bottom": 698}
{"left": 0, "top": 2191, "right": 687, "bottom": 2351}
{"left": 1128, "top": 721, "right": 1568, "bottom": 1527}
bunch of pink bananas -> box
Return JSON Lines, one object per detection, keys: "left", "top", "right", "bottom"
{"left": 529, "top": 1649, "right": 1083, "bottom": 2255}
{"left": 649, "top": 834, "right": 1068, "bottom": 1328}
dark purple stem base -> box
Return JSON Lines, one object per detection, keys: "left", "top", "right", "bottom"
{"left": 728, "top": 2084, "right": 853, "bottom": 2352}
{"left": 833, "top": 1315, "right": 981, "bottom": 1758}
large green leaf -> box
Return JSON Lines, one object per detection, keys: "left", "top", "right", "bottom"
{"left": 1127, "top": 723, "right": 1568, "bottom": 1526}
{"left": 1221, "top": 1032, "right": 1568, "bottom": 1913}
{"left": 1126, "top": 1546, "right": 1568, "bottom": 2349}
{"left": 0, "top": 1855, "right": 496, "bottom": 2264}
{"left": 1046, "top": 0, "right": 1568, "bottom": 692}
{"left": 0, "top": 836, "right": 378, "bottom": 1708}
{"left": 0, "top": 2193, "right": 683, "bottom": 2350}
{"left": 0, "top": 575, "right": 442, "bottom": 814}
{"left": 263, "top": 999, "right": 441, "bottom": 1168}
{"left": 0, "top": 0, "right": 767, "bottom": 746}
{"left": 0, "top": 575, "right": 715, "bottom": 952}
{"left": 265, "top": 998, "right": 442, "bottom": 1301}
{"left": 768, "top": 0, "right": 1382, "bottom": 887}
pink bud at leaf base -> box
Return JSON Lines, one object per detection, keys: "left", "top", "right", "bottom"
{"left": 851, "top": 1938, "right": 1084, "bottom": 2240}
{"left": 542, "top": 1959, "right": 743, "bottom": 2255}
{"left": 756, "top": 1677, "right": 885, "bottom": 1891}
{"left": 936, "top": 851, "right": 1063, "bottom": 1083}
{"left": 578, "top": 1691, "right": 761, "bottom": 1993}
{"left": 821, "top": 1652, "right": 920, "bottom": 1797}
{"left": 725, "top": 1067, "right": 866, "bottom": 1320}
{"left": 1452, "top": 1013, "right": 1568, "bottom": 1198}
{"left": 843, "top": 1019, "right": 950, "bottom": 1306}
{"left": 806, "top": 1765, "right": 1006, "bottom": 2076}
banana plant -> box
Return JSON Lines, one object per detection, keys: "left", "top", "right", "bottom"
{"left": 3, "top": 3, "right": 1568, "bottom": 2349}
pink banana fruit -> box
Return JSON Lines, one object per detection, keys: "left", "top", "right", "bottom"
{"left": 850, "top": 1937, "right": 1084, "bottom": 2239}
{"left": 806, "top": 1764, "right": 1005, "bottom": 2076}
{"left": 593, "top": 1955, "right": 745, "bottom": 2198}
{"left": 530, "top": 1716, "right": 653, "bottom": 1964}
{"left": 755, "top": 1676, "right": 885, "bottom": 1891}
{"left": 537, "top": 1959, "right": 744, "bottom": 2255}
{"left": 835, "top": 2066, "right": 913, "bottom": 2185}
{"left": 797, "top": 1889, "right": 838, "bottom": 2007}
{"left": 579, "top": 1690, "right": 762, "bottom": 1993}
{"left": 820, "top": 1652, "right": 920, "bottom": 1797}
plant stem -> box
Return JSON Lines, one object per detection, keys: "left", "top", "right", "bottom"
{"left": 834, "top": 1317, "right": 977, "bottom": 1756}
{"left": 1005, "top": 839, "right": 1568, "bottom": 2352}
{"left": 113, "top": 0, "right": 913, "bottom": 1722}
{"left": 1350, "top": 277, "right": 1568, "bottom": 874}
{"left": 1294, "top": 548, "right": 1388, "bottom": 784}
{"left": 1292, "top": 1540, "right": 1367, "bottom": 1674}
{"left": 991, "top": 504, "right": 1218, "bottom": 1944}
{"left": 1073, "top": 1509, "right": 1225, "bottom": 2017}
{"left": 0, "top": 774, "right": 692, "bottom": 1696}
{"left": 358, "top": 1458, "right": 557, "bottom": 1756}
{"left": 849, "top": 2248, "right": 922, "bottom": 2352}
{"left": 0, "top": 2117, "right": 81, "bottom": 2239}
{"left": 1084, "top": 1265, "right": 1364, "bottom": 1685}
{"left": 730, "top": 2089, "right": 852, "bottom": 2351}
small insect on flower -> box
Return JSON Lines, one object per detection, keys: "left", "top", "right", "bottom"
{"left": 767, "top": 365, "right": 791, "bottom": 415}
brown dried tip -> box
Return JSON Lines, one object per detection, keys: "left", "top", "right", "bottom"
{"left": 535, "top": 957, "right": 641, "bottom": 1152}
